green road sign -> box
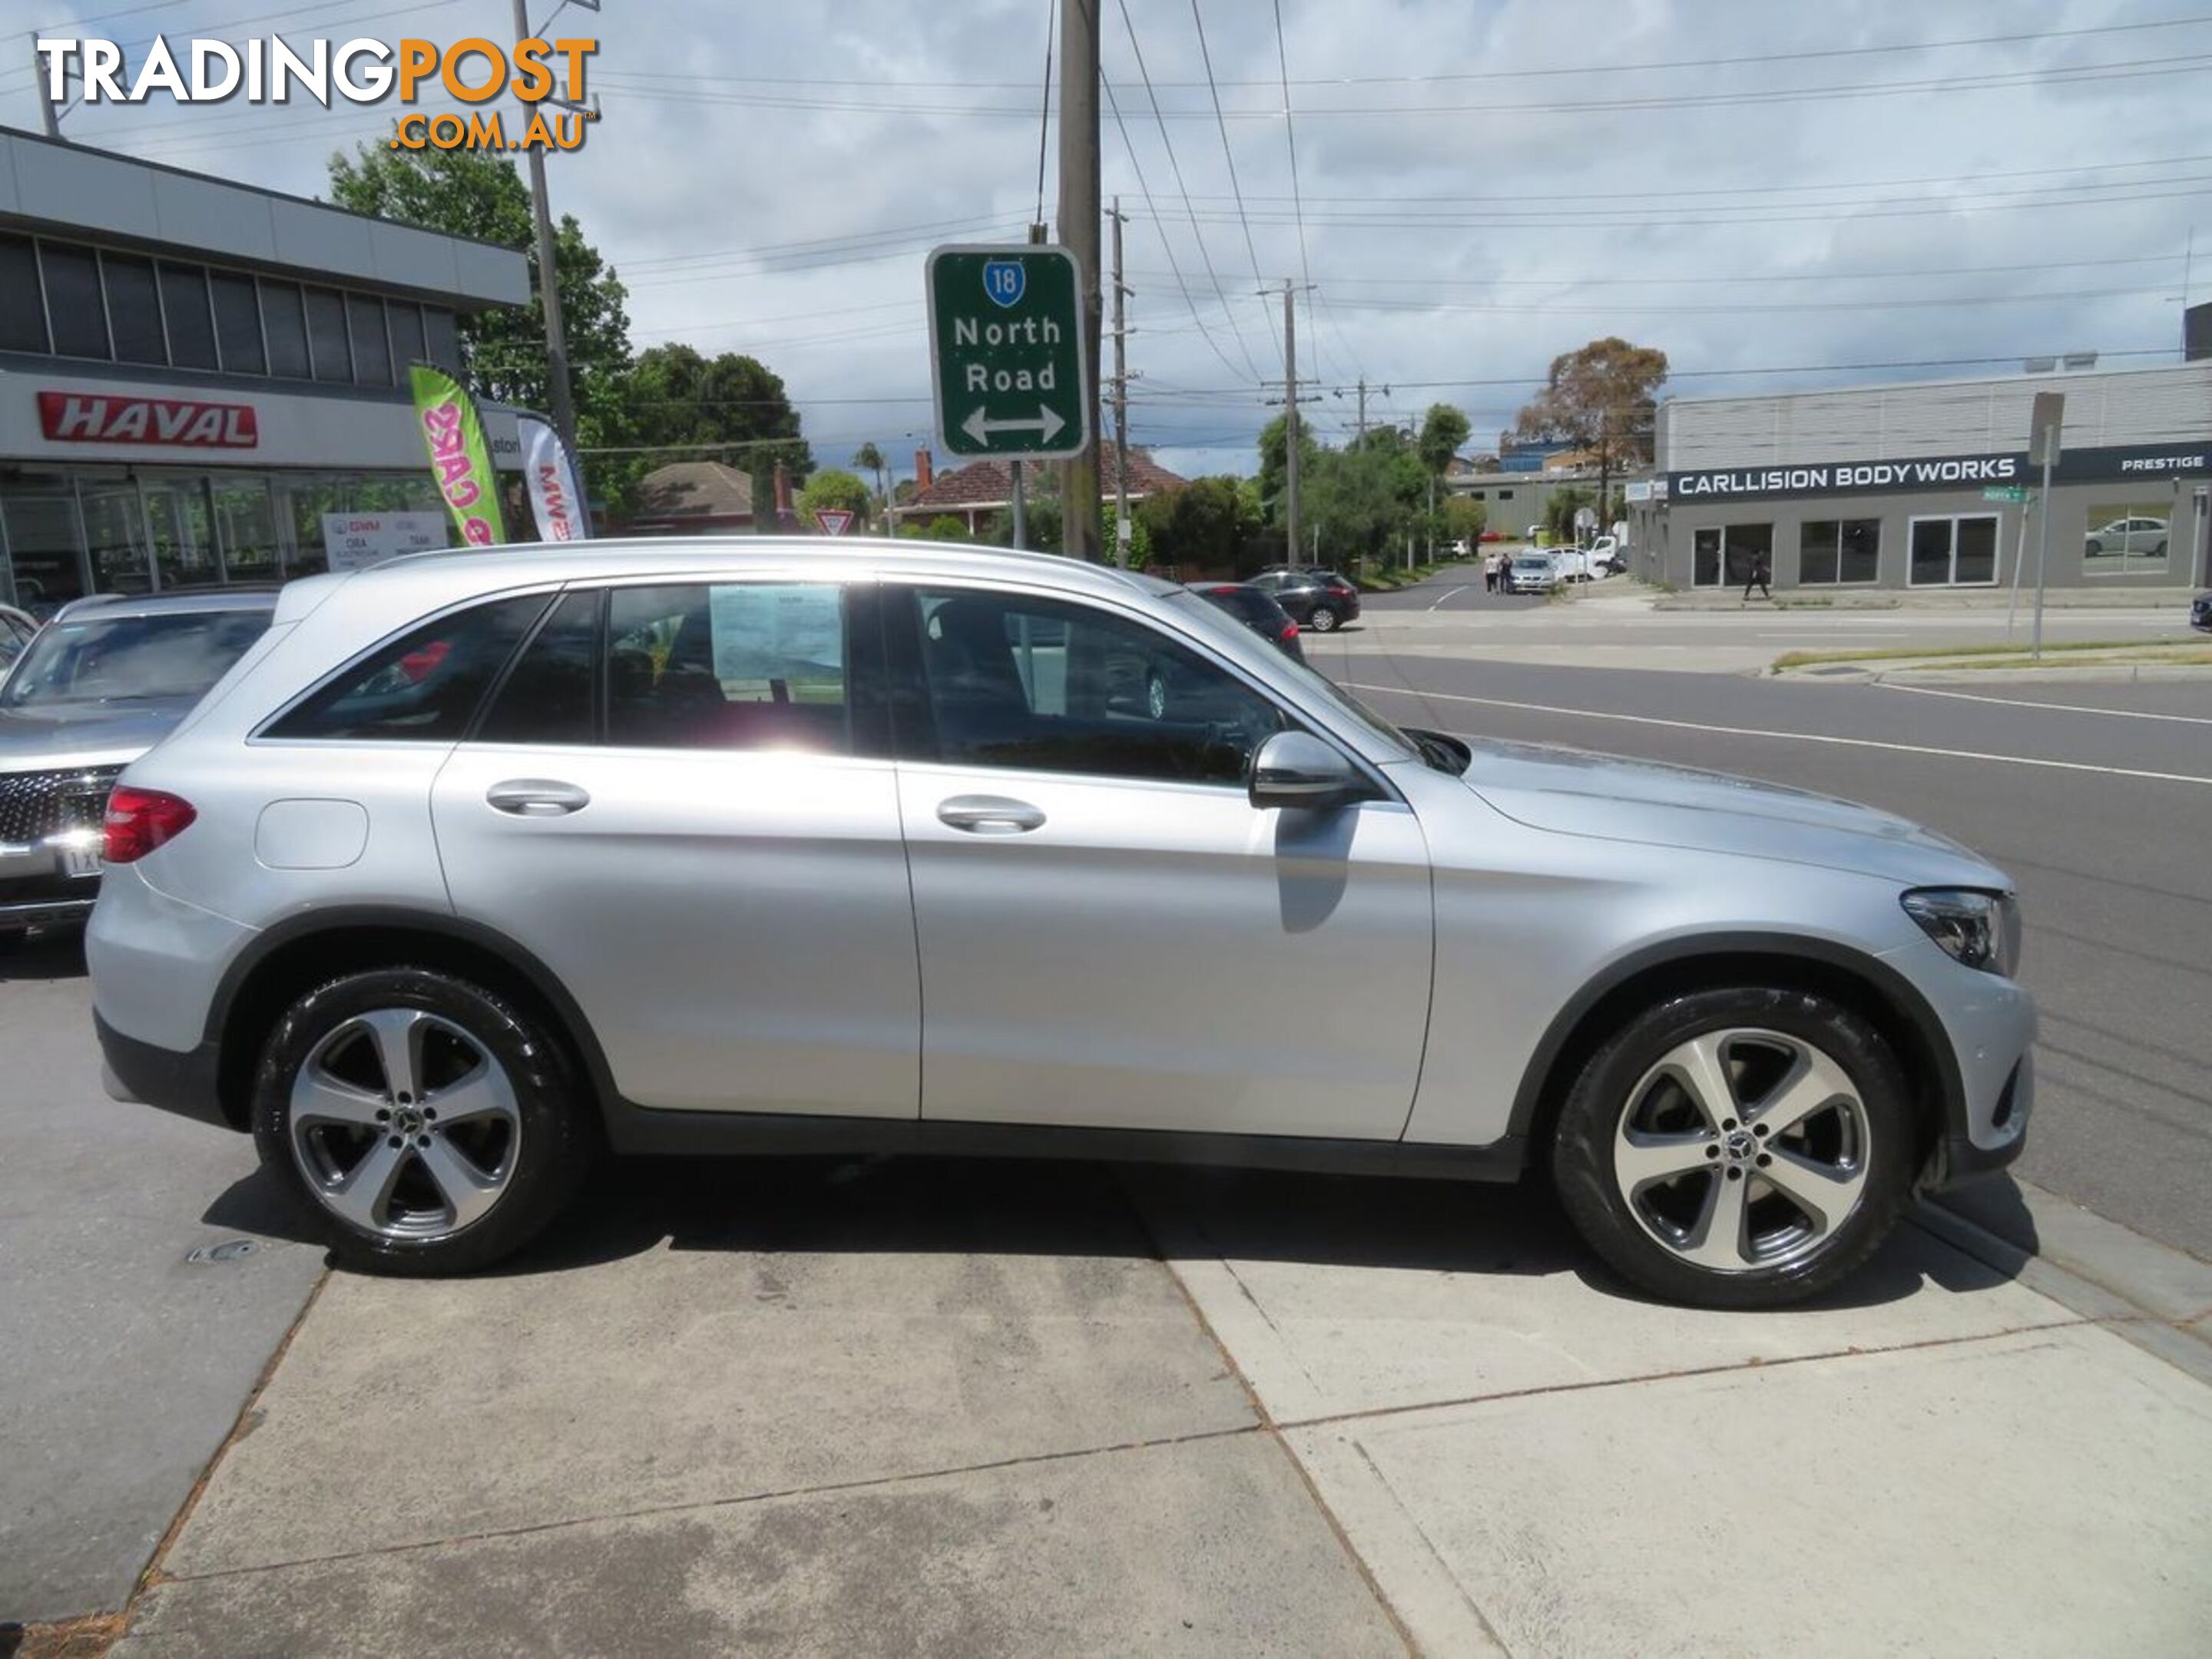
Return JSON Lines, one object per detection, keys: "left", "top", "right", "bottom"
{"left": 926, "top": 245, "right": 1089, "bottom": 461}
{"left": 1983, "top": 485, "right": 2029, "bottom": 503}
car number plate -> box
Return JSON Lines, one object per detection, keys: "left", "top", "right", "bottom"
{"left": 62, "top": 843, "right": 103, "bottom": 878}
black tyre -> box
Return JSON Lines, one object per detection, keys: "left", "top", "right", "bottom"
{"left": 251, "top": 967, "right": 594, "bottom": 1275}
{"left": 1551, "top": 986, "right": 1916, "bottom": 1309}
{"left": 1306, "top": 604, "right": 1339, "bottom": 632}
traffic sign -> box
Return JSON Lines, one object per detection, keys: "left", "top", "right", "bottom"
{"left": 1982, "top": 485, "right": 2028, "bottom": 503}
{"left": 813, "top": 507, "right": 856, "bottom": 537}
{"left": 926, "top": 244, "right": 1089, "bottom": 461}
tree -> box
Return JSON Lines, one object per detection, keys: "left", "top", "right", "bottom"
{"left": 1545, "top": 485, "right": 1595, "bottom": 541}
{"left": 1135, "top": 477, "right": 1258, "bottom": 573}
{"left": 1514, "top": 337, "right": 1668, "bottom": 548}
{"left": 327, "top": 144, "right": 633, "bottom": 452}
{"left": 614, "top": 344, "right": 812, "bottom": 525}
{"left": 1416, "top": 403, "right": 1472, "bottom": 478}
{"left": 1440, "top": 494, "right": 1486, "bottom": 549}
{"left": 851, "top": 443, "right": 886, "bottom": 528}
{"left": 1256, "top": 412, "right": 1322, "bottom": 526}
{"left": 796, "top": 468, "right": 869, "bottom": 525}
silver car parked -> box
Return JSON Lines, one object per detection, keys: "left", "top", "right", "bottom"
{"left": 88, "top": 541, "right": 2034, "bottom": 1307}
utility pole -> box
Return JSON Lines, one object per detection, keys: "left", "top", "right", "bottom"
{"left": 31, "top": 35, "right": 65, "bottom": 137}
{"left": 512, "top": 0, "right": 578, "bottom": 452}
{"left": 1282, "top": 283, "right": 1301, "bottom": 571}
{"left": 1110, "top": 197, "right": 1131, "bottom": 567}
{"left": 1056, "top": 0, "right": 1103, "bottom": 561}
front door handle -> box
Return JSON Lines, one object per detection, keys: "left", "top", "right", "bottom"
{"left": 487, "top": 779, "right": 591, "bottom": 816}
{"left": 936, "top": 794, "right": 1046, "bottom": 834}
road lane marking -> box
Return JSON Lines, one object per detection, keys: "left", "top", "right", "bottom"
{"left": 1878, "top": 680, "right": 2212, "bottom": 727}
{"left": 1428, "top": 586, "right": 1469, "bottom": 611}
{"left": 1343, "top": 681, "right": 2212, "bottom": 788}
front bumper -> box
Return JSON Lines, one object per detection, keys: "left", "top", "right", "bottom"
{"left": 94, "top": 1009, "right": 233, "bottom": 1130}
{"left": 0, "top": 835, "right": 103, "bottom": 930}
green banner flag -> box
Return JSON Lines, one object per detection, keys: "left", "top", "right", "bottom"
{"left": 410, "top": 364, "right": 508, "bottom": 548}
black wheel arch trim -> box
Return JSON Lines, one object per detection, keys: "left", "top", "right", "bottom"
{"left": 1505, "top": 931, "right": 1969, "bottom": 1153}
{"left": 206, "top": 906, "right": 624, "bottom": 1128}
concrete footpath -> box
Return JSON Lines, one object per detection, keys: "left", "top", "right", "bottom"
{"left": 81, "top": 1158, "right": 2212, "bottom": 1658}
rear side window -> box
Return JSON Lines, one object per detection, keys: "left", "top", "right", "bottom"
{"left": 476, "top": 590, "right": 599, "bottom": 744}
{"left": 267, "top": 595, "right": 547, "bottom": 741}
{"left": 1205, "top": 588, "right": 1274, "bottom": 624}
{"left": 605, "top": 582, "right": 849, "bottom": 753}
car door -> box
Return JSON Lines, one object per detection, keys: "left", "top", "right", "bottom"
{"left": 886, "top": 581, "right": 1432, "bottom": 1140}
{"left": 431, "top": 578, "right": 920, "bottom": 1118}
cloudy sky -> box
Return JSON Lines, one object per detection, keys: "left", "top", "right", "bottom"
{"left": 11, "top": 0, "right": 2208, "bottom": 482}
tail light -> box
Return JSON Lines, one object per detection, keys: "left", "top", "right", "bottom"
{"left": 1280, "top": 621, "right": 1299, "bottom": 641}
{"left": 104, "top": 786, "right": 197, "bottom": 864}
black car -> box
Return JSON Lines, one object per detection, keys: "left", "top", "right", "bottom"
{"left": 1247, "top": 568, "right": 1360, "bottom": 633}
{"left": 2192, "top": 592, "right": 2211, "bottom": 633}
{"left": 1191, "top": 581, "right": 1304, "bottom": 660}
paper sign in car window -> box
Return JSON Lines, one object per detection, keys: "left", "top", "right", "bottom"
{"left": 707, "top": 584, "right": 844, "bottom": 682}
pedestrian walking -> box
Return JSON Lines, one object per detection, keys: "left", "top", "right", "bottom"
{"left": 1741, "top": 548, "right": 1772, "bottom": 604}
{"left": 1483, "top": 550, "right": 1500, "bottom": 593}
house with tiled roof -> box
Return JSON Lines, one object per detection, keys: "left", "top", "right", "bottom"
{"left": 889, "top": 447, "right": 1189, "bottom": 536}
{"left": 623, "top": 459, "right": 807, "bottom": 536}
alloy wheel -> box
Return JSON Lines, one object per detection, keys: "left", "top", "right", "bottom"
{"left": 289, "top": 1008, "right": 522, "bottom": 1240}
{"left": 1308, "top": 606, "right": 1338, "bottom": 632}
{"left": 1611, "top": 1027, "right": 1871, "bottom": 1273}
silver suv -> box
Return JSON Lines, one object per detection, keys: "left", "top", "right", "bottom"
{"left": 2, "top": 589, "right": 274, "bottom": 933}
{"left": 88, "top": 541, "right": 2034, "bottom": 1307}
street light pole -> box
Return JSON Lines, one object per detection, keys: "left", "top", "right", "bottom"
{"left": 512, "top": 0, "right": 578, "bottom": 452}
{"left": 1055, "top": 0, "right": 1103, "bottom": 560}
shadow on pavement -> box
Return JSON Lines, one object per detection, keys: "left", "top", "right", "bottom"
{"left": 1928, "top": 1176, "right": 2043, "bottom": 1258}
{"left": 205, "top": 1148, "right": 2015, "bottom": 1313}
{"left": 0, "top": 929, "right": 87, "bottom": 982}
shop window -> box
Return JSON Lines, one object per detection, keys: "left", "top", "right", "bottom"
{"left": 213, "top": 480, "right": 280, "bottom": 578}
{"left": 304, "top": 286, "right": 351, "bottom": 383}
{"left": 2081, "top": 501, "right": 2171, "bottom": 576}
{"left": 0, "top": 234, "right": 48, "bottom": 353}
{"left": 346, "top": 292, "right": 392, "bottom": 386}
{"left": 1909, "top": 515, "right": 2000, "bottom": 587}
{"left": 79, "top": 484, "right": 152, "bottom": 594}
{"left": 1692, "top": 523, "right": 1773, "bottom": 586}
{"left": 1800, "top": 519, "right": 1880, "bottom": 585}
{"left": 40, "top": 242, "right": 110, "bottom": 359}
{"left": 261, "top": 280, "right": 310, "bottom": 379}
{"left": 102, "top": 253, "right": 167, "bottom": 365}
{"left": 211, "top": 271, "right": 265, "bottom": 375}
{"left": 157, "top": 263, "right": 219, "bottom": 370}
{"left": 0, "top": 480, "right": 89, "bottom": 614}
{"left": 422, "top": 306, "right": 462, "bottom": 373}
{"left": 386, "top": 301, "right": 427, "bottom": 371}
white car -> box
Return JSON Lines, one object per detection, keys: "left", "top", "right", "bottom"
{"left": 2083, "top": 518, "right": 2167, "bottom": 559}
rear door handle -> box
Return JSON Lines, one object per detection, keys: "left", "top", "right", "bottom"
{"left": 486, "top": 779, "right": 591, "bottom": 816}
{"left": 936, "top": 794, "right": 1046, "bottom": 834}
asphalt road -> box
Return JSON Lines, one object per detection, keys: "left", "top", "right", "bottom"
{"left": 1310, "top": 573, "right": 2212, "bottom": 1263}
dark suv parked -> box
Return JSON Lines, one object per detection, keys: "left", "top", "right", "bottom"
{"left": 1248, "top": 568, "right": 1360, "bottom": 633}
{"left": 1191, "top": 581, "right": 1304, "bottom": 659}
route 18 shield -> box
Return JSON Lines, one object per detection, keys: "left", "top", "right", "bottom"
{"left": 982, "top": 260, "right": 1026, "bottom": 308}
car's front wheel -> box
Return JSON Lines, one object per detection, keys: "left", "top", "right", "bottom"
{"left": 252, "top": 967, "right": 594, "bottom": 1275}
{"left": 1551, "top": 987, "right": 1915, "bottom": 1308}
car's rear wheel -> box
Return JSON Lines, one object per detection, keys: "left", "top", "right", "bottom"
{"left": 1551, "top": 986, "right": 1915, "bottom": 1308}
{"left": 1307, "top": 604, "right": 1339, "bottom": 632}
{"left": 252, "top": 967, "right": 594, "bottom": 1275}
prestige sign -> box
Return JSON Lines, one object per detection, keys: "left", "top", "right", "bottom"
{"left": 1669, "top": 442, "right": 2210, "bottom": 502}
{"left": 38, "top": 390, "right": 258, "bottom": 449}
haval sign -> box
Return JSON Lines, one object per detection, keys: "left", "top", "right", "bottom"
{"left": 38, "top": 390, "right": 260, "bottom": 449}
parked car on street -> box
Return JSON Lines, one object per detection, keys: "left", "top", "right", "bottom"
{"left": 1, "top": 603, "right": 36, "bottom": 672}
{"left": 88, "top": 538, "right": 2032, "bottom": 1308}
{"left": 1248, "top": 568, "right": 1361, "bottom": 632}
{"left": 2, "top": 588, "right": 276, "bottom": 934}
{"left": 2191, "top": 592, "right": 2211, "bottom": 632}
{"left": 1191, "top": 581, "right": 1303, "bottom": 660}
{"left": 1586, "top": 536, "right": 1628, "bottom": 575}
{"left": 1505, "top": 553, "right": 1558, "bottom": 595}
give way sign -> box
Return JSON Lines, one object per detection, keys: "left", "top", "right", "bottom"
{"left": 813, "top": 508, "right": 856, "bottom": 537}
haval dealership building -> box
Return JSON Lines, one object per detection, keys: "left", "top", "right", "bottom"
{"left": 1638, "top": 360, "right": 2211, "bottom": 593}
{"left": 0, "top": 127, "right": 528, "bottom": 614}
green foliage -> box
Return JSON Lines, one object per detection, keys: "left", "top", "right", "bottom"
{"left": 1515, "top": 337, "right": 1669, "bottom": 506}
{"left": 1440, "top": 495, "right": 1487, "bottom": 544}
{"left": 609, "top": 344, "right": 811, "bottom": 522}
{"left": 796, "top": 468, "right": 869, "bottom": 523}
{"left": 1416, "top": 403, "right": 1472, "bottom": 476}
{"left": 902, "top": 515, "right": 972, "bottom": 541}
{"left": 1545, "top": 485, "right": 1596, "bottom": 540}
{"left": 1257, "top": 414, "right": 1323, "bottom": 525}
{"left": 1134, "top": 476, "right": 1258, "bottom": 572}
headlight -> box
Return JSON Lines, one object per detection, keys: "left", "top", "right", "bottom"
{"left": 1902, "top": 889, "right": 2020, "bottom": 976}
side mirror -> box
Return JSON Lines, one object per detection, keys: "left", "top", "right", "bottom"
{"left": 1249, "top": 730, "right": 1364, "bottom": 811}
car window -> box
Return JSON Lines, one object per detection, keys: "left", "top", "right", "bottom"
{"left": 266, "top": 595, "right": 547, "bottom": 741}
{"left": 605, "top": 582, "right": 849, "bottom": 753}
{"left": 1203, "top": 588, "right": 1274, "bottom": 624}
{"left": 902, "top": 587, "right": 1289, "bottom": 786}
{"left": 0, "top": 608, "right": 269, "bottom": 708}
{"left": 475, "top": 589, "right": 601, "bottom": 746}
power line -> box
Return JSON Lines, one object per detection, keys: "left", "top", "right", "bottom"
{"left": 1162, "top": 253, "right": 2185, "bottom": 292}
{"left": 1270, "top": 0, "right": 1320, "bottom": 353}
{"left": 1110, "top": 0, "right": 1267, "bottom": 382}
{"left": 1186, "top": 0, "right": 1276, "bottom": 376}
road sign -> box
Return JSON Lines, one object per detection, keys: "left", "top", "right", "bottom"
{"left": 813, "top": 508, "right": 856, "bottom": 537}
{"left": 926, "top": 244, "right": 1089, "bottom": 461}
{"left": 1983, "top": 485, "right": 2028, "bottom": 504}
{"left": 2030, "top": 391, "right": 2065, "bottom": 467}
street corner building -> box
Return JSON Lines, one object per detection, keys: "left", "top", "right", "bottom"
{"left": 1636, "top": 360, "right": 2212, "bottom": 595}
{"left": 0, "top": 127, "right": 531, "bottom": 614}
